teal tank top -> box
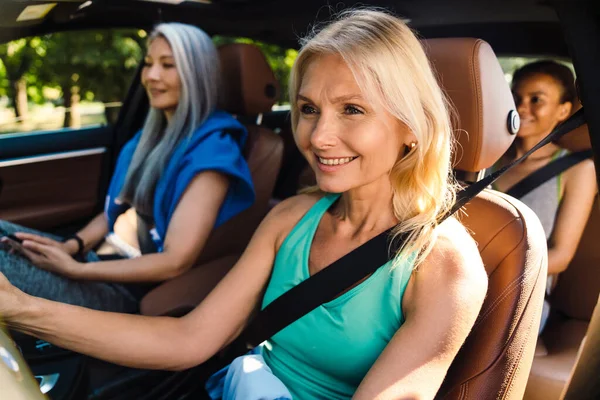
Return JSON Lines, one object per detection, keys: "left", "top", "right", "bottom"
{"left": 261, "top": 194, "right": 415, "bottom": 399}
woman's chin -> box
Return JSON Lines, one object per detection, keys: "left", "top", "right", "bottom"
{"left": 150, "top": 101, "right": 177, "bottom": 112}
{"left": 315, "top": 178, "right": 349, "bottom": 194}
{"left": 516, "top": 126, "right": 543, "bottom": 139}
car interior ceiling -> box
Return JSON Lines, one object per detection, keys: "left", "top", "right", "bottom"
{"left": 0, "top": 0, "right": 573, "bottom": 56}
{"left": 1, "top": 0, "right": 599, "bottom": 399}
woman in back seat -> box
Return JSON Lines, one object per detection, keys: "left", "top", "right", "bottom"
{"left": 493, "top": 61, "right": 596, "bottom": 332}
{"left": 0, "top": 9, "right": 488, "bottom": 399}
{"left": 0, "top": 23, "right": 254, "bottom": 313}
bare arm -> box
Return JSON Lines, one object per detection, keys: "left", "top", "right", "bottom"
{"left": 14, "top": 212, "right": 109, "bottom": 257}
{"left": 547, "top": 159, "right": 597, "bottom": 275}
{"left": 22, "top": 171, "right": 229, "bottom": 282}
{"left": 353, "top": 219, "right": 487, "bottom": 400}
{"left": 0, "top": 197, "right": 302, "bottom": 371}
{"left": 72, "top": 212, "right": 110, "bottom": 253}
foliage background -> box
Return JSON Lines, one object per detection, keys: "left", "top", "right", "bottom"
{"left": 0, "top": 29, "right": 570, "bottom": 135}
{"left": 0, "top": 30, "right": 297, "bottom": 134}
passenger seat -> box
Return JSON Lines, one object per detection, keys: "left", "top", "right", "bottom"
{"left": 525, "top": 169, "right": 600, "bottom": 400}
{"left": 423, "top": 38, "right": 547, "bottom": 400}
{"left": 560, "top": 294, "right": 600, "bottom": 399}
{"left": 140, "top": 44, "right": 283, "bottom": 317}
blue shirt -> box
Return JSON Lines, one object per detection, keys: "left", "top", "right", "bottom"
{"left": 104, "top": 110, "right": 255, "bottom": 252}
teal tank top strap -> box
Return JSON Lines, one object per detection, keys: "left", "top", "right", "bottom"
{"left": 302, "top": 193, "right": 340, "bottom": 228}
{"left": 275, "top": 193, "right": 341, "bottom": 260}
{"left": 300, "top": 192, "right": 340, "bottom": 239}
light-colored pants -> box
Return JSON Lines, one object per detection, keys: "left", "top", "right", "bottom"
{"left": 206, "top": 348, "right": 292, "bottom": 400}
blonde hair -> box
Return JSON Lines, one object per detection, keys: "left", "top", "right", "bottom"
{"left": 290, "top": 9, "right": 458, "bottom": 268}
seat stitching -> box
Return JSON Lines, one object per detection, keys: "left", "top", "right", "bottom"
{"left": 472, "top": 217, "right": 529, "bottom": 325}
{"left": 501, "top": 257, "right": 543, "bottom": 399}
{"left": 477, "top": 216, "right": 521, "bottom": 255}
{"left": 442, "top": 254, "right": 544, "bottom": 394}
{"left": 475, "top": 259, "right": 538, "bottom": 327}
{"left": 473, "top": 40, "right": 483, "bottom": 170}
{"left": 438, "top": 195, "right": 546, "bottom": 394}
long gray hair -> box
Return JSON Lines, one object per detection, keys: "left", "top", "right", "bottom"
{"left": 120, "top": 22, "right": 220, "bottom": 216}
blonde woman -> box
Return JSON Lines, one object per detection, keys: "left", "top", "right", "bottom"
{"left": 0, "top": 10, "right": 487, "bottom": 399}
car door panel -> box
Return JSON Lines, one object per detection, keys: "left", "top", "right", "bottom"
{"left": 0, "top": 127, "right": 112, "bottom": 231}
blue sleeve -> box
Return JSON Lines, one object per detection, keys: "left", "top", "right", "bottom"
{"left": 160, "top": 130, "right": 255, "bottom": 236}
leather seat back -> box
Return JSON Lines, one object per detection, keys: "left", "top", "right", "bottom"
{"left": 423, "top": 38, "right": 548, "bottom": 399}
{"left": 140, "top": 44, "right": 283, "bottom": 316}
{"left": 439, "top": 190, "right": 547, "bottom": 399}
{"left": 561, "top": 295, "right": 600, "bottom": 399}
{"left": 195, "top": 43, "right": 283, "bottom": 263}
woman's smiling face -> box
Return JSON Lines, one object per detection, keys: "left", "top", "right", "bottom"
{"left": 141, "top": 36, "right": 181, "bottom": 119}
{"left": 513, "top": 73, "right": 572, "bottom": 139}
{"left": 294, "top": 53, "right": 412, "bottom": 194}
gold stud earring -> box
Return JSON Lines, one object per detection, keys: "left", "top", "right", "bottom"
{"left": 404, "top": 142, "right": 417, "bottom": 157}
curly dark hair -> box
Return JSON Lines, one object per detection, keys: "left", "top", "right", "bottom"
{"left": 512, "top": 60, "right": 577, "bottom": 104}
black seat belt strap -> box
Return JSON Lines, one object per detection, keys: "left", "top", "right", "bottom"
{"left": 506, "top": 149, "right": 593, "bottom": 199}
{"left": 240, "top": 226, "right": 400, "bottom": 348}
{"left": 229, "top": 107, "right": 588, "bottom": 355}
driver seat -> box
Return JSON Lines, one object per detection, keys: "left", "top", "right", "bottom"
{"left": 423, "top": 38, "right": 548, "bottom": 399}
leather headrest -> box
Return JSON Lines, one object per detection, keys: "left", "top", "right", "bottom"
{"left": 423, "top": 38, "right": 519, "bottom": 172}
{"left": 218, "top": 43, "right": 280, "bottom": 116}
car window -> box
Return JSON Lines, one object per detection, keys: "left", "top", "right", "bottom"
{"left": 498, "top": 56, "right": 575, "bottom": 85}
{"left": 213, "top": 36, "right": 297, "bottom": 107}
{"left": 0, "top": 29, "right": 146, "bottom": 135}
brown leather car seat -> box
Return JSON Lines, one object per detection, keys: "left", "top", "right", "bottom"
{"left": 420, "top": 38, "right": 548, "bottom": 400}
{"left": 524, "top": 142, "right": 600, "bottom": 400}
{"left": 561, "top": 295, "right": 600, "bottom": 400}
{"left": 140, "top": 43, "right": 283, "bottom": 316}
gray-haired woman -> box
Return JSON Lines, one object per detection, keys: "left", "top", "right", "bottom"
{"left": 0, "top": 23, "right": 255, "bottom": 313}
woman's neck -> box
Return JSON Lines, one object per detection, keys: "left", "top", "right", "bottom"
{"left": 332, "top": 178, "right": 397, "bottom": 238}
{"left": 515, "top": 136, "right": 560, "bottom": 161}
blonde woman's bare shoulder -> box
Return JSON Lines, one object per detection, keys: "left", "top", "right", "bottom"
{"left": 422, "top": 217, "right": 487, "bottom": 290}
{"left": 268, "top": 193, "right": 323, "bottom": 217}
{"left": 402, "top": 217, "right": 487, "bottom": 324}
{"left": 263, "top": 193, "right": 328, "bottom": 248}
